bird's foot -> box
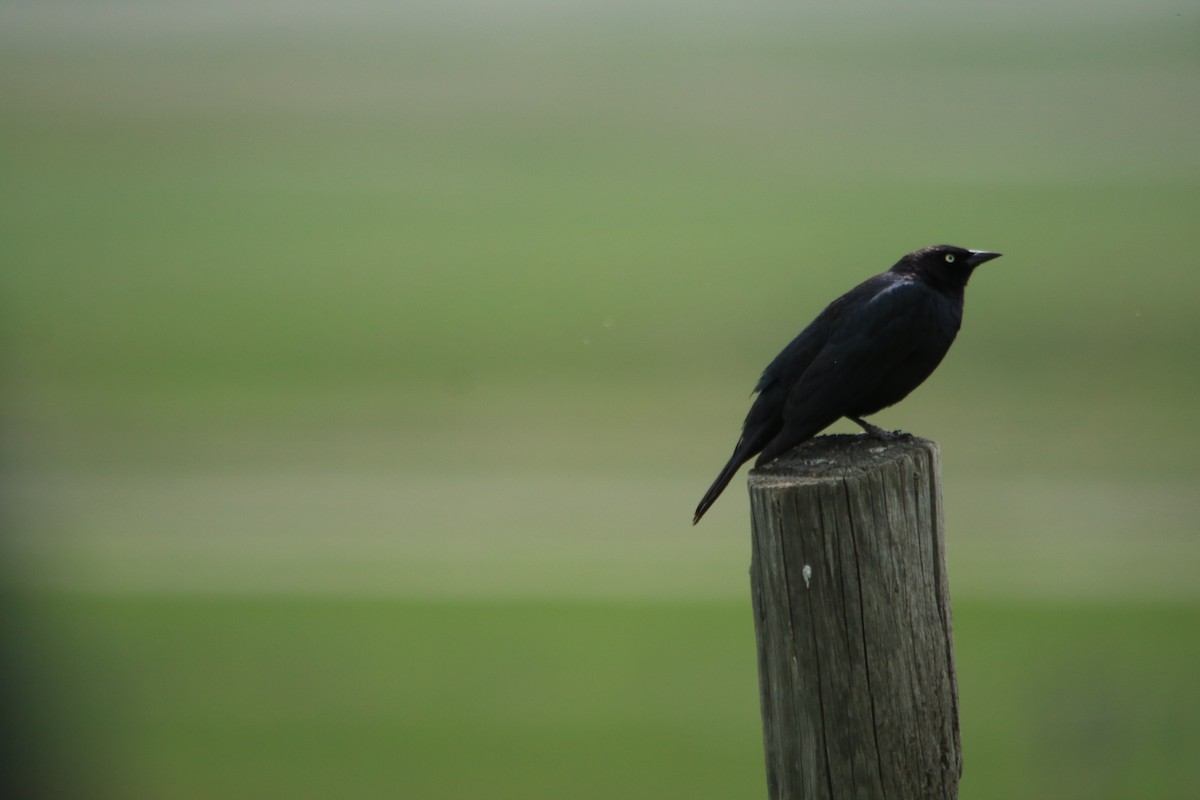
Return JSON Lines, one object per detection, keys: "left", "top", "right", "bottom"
{"left": 849, "top": 417, "right": 909, "bottom": 442}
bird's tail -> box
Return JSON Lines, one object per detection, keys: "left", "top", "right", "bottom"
{"left": 693, "top": 450, "right": 751, "bottom": 525}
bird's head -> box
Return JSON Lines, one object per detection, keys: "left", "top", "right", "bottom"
{"left": 894, "top": 244, "right": 1002, "bottom": 289}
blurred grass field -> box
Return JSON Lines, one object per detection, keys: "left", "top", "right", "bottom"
{"left": 2, "top": 1, "right": 1199, "bottom": 798}
{"left": 6, "top": 597, "right": 1200, "bottom": 800}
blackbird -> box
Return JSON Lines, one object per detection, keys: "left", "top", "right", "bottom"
{"left": 693, "top": 244, "right": 1001, "bottom": 524}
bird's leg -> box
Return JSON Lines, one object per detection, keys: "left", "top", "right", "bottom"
{"left": 849, "top": 416, "right": 905, "bottom": 441}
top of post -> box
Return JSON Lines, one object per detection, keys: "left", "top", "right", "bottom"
{"left": 748, "top": 433, "right": 939, "bottom": 485}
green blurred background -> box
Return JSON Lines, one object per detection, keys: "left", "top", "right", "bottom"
{"left": 2, "top": 1, "right": 1198, "bottom": 798}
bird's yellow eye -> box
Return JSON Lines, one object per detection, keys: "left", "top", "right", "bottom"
{"left": 944, "top": 253, "right": 956, "bottom": 263}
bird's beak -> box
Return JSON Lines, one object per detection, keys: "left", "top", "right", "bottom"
{"left": 966, "top": 250, "right": 1002, "bottom": 267}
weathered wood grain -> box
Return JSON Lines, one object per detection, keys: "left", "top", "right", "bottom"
{"left": 748, "top": 434, "right": 960, "bottom": 800}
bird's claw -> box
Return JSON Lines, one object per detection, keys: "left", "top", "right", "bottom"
{"left": 850, "top": 417, "right": 909, "bottom": 441}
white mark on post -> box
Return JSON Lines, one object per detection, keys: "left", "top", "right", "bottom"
{"left": 802, "top": 564, "right": 813, "bottom": 589}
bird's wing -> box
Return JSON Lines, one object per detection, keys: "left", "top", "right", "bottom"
{"left": 753, "top": 273, "right": 895, "bottom": 396}
{"left": 779, "top": 279, "right": 935, "bottom": 430}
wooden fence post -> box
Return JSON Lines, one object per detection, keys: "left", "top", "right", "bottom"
{"left": 748, "top": 434, "right": 961, "bottom": 800}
